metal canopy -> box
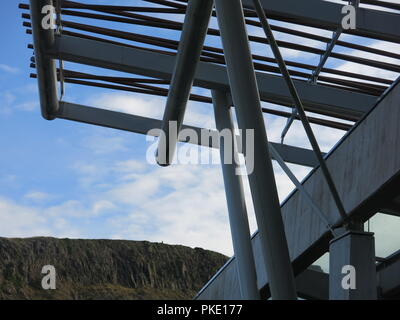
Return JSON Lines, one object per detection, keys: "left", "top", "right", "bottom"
{"left": 21, "top": 0, "right": 400, "bottom": 121}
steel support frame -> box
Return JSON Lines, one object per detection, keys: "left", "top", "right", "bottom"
{"left": 212, "top": 90, "right": 260, "bottom": 300}
{"left": 156, "top": 0, "right": 213, "bottom": 166}
{"left": 26, "top": 0, "right": 400, "bottom": 302}
{"left": 214, "top": 0, "right": 297, "bottom": 300}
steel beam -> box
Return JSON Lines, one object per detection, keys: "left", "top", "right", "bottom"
{"left": 51, "top": 35, "right": 377, "bottom": 120}
{"left": 212, "top": 90, "right": 260, "bottom": 300}
{"left": 241, "top": 0, "right": 400, "bottom": 43}
{"left": 57, "top": 101, "right": 321, "bottom": 167}
{"left": 29, "top": 0, "right": 59, "bottom": 120}
{"left": 214, "top": 0, "right": 297, "bottom": 300}
{"left": 156, "top": 0, "right": 213, "bottom": 166}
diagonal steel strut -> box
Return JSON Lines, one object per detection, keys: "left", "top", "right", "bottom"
{"left": 252, "top": 0, "right": 348, "bottom": 222}
{"left": 156, "top": 0, "right": 213, "bottom": 166}
{"left": 214, "top": 0, "right": 297, "bottom": 300}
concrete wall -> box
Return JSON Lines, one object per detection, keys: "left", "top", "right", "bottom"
{"left": 196, "top": 82, "right": 400, "bottom": 299}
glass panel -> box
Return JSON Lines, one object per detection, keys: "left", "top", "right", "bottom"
{"left": 365, "top": 213, "right": 400, "bottom": 258}
{"left": 311, "top": 252, "right": 329, "bottom": 273}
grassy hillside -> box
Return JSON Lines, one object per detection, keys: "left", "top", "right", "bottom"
{"left": 0, "top": 237, "right": 228, "bottom": 300}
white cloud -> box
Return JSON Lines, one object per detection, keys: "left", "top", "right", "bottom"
{"left": 72, "top": 162, "right": 107, "bottom": 189}
{"left": 105, "top": 163, "right": 234, "bottom": 255}
{"left": 44, "top": 198, "right": 115, "bottom": 219}
{"left": 0, "top": 64, "right": 19, "bottom": 74}
{"left": 0, "top": 126, "right": 334, "bottom": 256}
{"left": 113, "top": 159, "right": 147, "bottom": 181}
{"left": 0, "top": 91, "right": 347, "bottom": 256}
{"left": 81, "top": 132, "right": 128, "bottom": 155}
{"left": 6, "top": 0, "right": 400, "bottom": 266}
{"left": 16, "top": 101, "right": 38, "bottom": 112}
{"left": 0, "top": 197, "right": 48, "bottom": 237}
{"left": 89, "top": 93, "right": 165, "bottom": 119}
{"left": 0, "top": 87, "right": 39, "bottom": 115}
{"left": 0, "top": 92, "right": 16, "bottom": 114}
{"left": 92, "top": 200, "right": 116, "bottom": 215}
{"left": 108, "top": 173, "right": 161, "bottom": 205}
{"left": 101, "top": 151, "right": 316, "bottom": 256}
{"left": 24, "top": 191, "right": 53, "bottom": 202}
{"left": 0, "top": 197, "right": 80, "bottom": 238}
{"left": 0, "top": 40, "right": 358, "bottom": 256}
{"left": 332, "top": 40, "right": 400, "bottom": 82}
{"left": 88, "top": 92, "right": 215, "bottom": 130}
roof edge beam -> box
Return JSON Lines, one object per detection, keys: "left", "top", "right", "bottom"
{"left": 57, "top": 101, "right": 323, "bottom": 168}
{"left": 51, "top": 35, "right": 377, "bottom": 120}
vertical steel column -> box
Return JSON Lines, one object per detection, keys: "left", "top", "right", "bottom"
{"left": 329, "top": 230, "right": 377, "bottom": 300}
{"left": 156, "top": 0, "right": 213, "bottom": 166}
{"left": 214, "top": 0, "right": 297, "bottom": 300}
{"left": 212, "top": 90, "right": 260, "bottom": 300}
{"left": 29, "top": 0, "right": 59, "bottom": 120}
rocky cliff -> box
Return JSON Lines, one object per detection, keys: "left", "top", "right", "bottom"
{"left": 0, "top": 237, "right": 228, "bottom": 300}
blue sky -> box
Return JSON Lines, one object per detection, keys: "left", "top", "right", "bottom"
{"left": 1, "top": 0, "right": 400, "bottom": 262}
